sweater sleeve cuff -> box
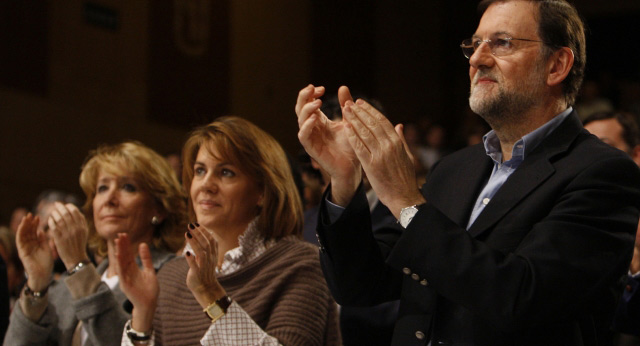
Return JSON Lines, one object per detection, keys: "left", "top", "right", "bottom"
{"left": 64, "top": 263, "right": 101, "bottom": 299}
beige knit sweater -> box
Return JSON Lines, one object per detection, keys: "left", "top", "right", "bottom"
{"left": 153, "top": 237, "right": 341, "bottom": 345}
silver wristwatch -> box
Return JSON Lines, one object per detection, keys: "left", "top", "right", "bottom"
{"left": 399, "top": 205, "right": 420, "bottom": 228}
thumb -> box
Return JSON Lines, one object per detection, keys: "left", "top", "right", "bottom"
{"left": 395, "top": 123, "right": 416, "bottom": 165}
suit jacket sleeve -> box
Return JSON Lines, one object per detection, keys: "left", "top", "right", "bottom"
{"left": 317, "top": 183, "right": 404, "bottom": 306}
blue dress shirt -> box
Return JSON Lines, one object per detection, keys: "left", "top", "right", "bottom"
{"left": 466, "top": 108, "right": 572, "bottom": 228}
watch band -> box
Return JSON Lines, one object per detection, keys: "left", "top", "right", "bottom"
{"left": 203, "top": 295, "right": 232, "bottom": 323}
{"left": 125, "top": 319, "right": 152, "bottom": 344}
{"left": 24, "top": 283, "right": 50, "bottom": 299}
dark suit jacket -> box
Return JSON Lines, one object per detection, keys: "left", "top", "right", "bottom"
{"left": 317, "top": 113, "right": 640, "bottom": 346}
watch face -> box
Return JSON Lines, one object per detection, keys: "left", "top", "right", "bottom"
{"left": 206, "top": 304, "right": 224, "bottom": 320}
{"left": 400, "top": 206, "right": 418, "bottom": 228}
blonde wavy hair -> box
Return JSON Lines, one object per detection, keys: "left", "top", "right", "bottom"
{"left": 182, "top": 116, "right": 303, "bottom": 240}
{"left": 79, "top": 141, "right": 187, "bottom": 256}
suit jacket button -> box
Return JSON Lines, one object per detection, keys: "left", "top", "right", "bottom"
{"left": 411, "top": 273, "right": 420, "bottom": 281}
{"left": 415, "top": 331, "right": 425, "bottom": 340}
{"left": 420, "top": 279, "right": 428, "bottom": 286}
{"left": 403, "top": 267, "right": 411, "bottom": 275}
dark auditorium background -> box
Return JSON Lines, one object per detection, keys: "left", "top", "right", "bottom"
{"left": 1, "top": 0, "right": 639, "bottom": 223}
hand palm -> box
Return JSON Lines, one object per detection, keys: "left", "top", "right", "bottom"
{"left": 309, "top": 118, "right": 358, "bottom": 178}
{"left": 16, "top": 215, "right": 53, "bottom": 282}
{"left": 115, "top": 236, "right": 158, "bottom": 310}
{"left": 185, "top": 253, "right": 216, "bottom": 294}
{"left": 122, "top": 263, "right": 157, "bottom": 308}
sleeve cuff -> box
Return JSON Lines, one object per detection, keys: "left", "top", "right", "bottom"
{"left": 325, "top": 198, "right": 346, "bottom": 224}
{"left": 64, "top": 263, "right": 101, "bottom": 299}
{"left": 19, "top": 289, "right": 49, "bottom": 322}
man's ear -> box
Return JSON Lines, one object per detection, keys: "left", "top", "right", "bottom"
{"left": 547, "top": 47, "right": 574, "bottom": 87}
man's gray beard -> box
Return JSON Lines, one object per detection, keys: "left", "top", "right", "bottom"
{"left": 469, "top": 84, "right": 538, "bottom": 128}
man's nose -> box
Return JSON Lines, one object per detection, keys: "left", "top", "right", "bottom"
{"left": 469, "top": 42, "right": 494, "bottom": 69}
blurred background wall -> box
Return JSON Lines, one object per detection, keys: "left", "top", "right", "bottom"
{"left": 1, "top": 0, "right": 639, "bottom": 223}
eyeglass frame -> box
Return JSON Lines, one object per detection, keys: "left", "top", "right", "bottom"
{"left": 460, "top": 33, "right": 546, "bottom": 59}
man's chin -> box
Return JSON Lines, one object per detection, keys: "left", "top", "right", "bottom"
{"left": 469, "top": 95, "right": 493, "bottom": 116}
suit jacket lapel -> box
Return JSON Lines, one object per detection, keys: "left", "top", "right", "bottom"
{"left": 467, "top": 112, "right": 584, "bottom": 237}
{"left": 425, "top": 144, "right": 494, "bottom": 227}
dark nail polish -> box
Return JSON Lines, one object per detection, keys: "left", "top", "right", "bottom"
{"left": 186, "top": 251, "right": 191, "bottom": 257}
{"left": 186, "top": 231, "right": 192, "bottom": 239}
{"left": 188, "top": 223, "right": 195, "bottom": 230}
{"left": 194, "top": 222, "right": 200, "bottom": 227}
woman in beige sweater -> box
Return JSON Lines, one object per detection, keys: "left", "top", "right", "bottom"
{"left": 117, "top": 116, "right": 340, "bottom": 345}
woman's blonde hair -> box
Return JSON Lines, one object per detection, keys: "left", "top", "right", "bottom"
{"left": 182, "top": 116, "right": 303, "bottom": 240}
{"left": 79, "top": 141, "right": 187, "bottom": 256}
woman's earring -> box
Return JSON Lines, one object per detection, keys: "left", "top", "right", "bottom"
{"left": 151, "top": 216, "right": 161, "bottom": 225}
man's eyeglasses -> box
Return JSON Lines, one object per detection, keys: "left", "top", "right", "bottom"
{"left": 460, "top": 33, "right": 544, "bottom": 59}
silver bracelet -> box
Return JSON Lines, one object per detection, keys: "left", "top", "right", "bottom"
{"left": 67, "top": 260, "right": 90, "bottom": 276}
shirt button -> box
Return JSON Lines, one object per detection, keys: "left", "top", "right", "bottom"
{"left": 403, "top": 267, "right": 411, "bottom": 275}
{"left": 482, "top": 198, "right": 490, "bottom": 205}
{"left": 411, "top": 273, "right": 419, "bottom": 281}
{"left": 415, "top": 331, "right": 425, "bottom": 340}
{"left": 420, "top": 279, "right": 428, "bottom": 286}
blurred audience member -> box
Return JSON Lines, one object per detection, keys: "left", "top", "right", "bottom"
{"left": 33, "top": 189, "right": 83, "bottom": 277}
{"left": 0, "top": 226, "right": 25, "bottom": 311}
{"left": 302, "top": 155, "right": 329, "bottom": 246}
{"left": 419, "top": 123, "right": 448, "bottom": 170}
{"left": 575, "top": 80, "right": 614, "bottom": 121}
{"left": 583, "top": 111, "right": 640, "bottom": 166}
{"left": 402, "top": 123, "right": 430, "bottom": 185}
{"left": 165, "top": 153, "right": 182, "bottom": 183}
{"left": 9, "top": 208, "right": 28, "bottom": 234}
{"left": 584, "top": 111, "right": 640, "bottom": 345}
{"left": 298, "top": 152, "right": 325, "bottom": 211}
{"left": 0, "top": 255, "right": 8, "bottom": 343}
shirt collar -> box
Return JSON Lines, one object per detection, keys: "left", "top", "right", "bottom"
{"left": 482, "top": 107, "right": 572, "bottom": 165}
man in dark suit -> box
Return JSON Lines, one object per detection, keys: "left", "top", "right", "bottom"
{"left": 295, "top": 0, "right": 640, "bottom": 345}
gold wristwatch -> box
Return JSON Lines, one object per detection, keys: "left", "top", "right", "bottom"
{"left": 203, "top": 295, "right": 232, "bottom": 323}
